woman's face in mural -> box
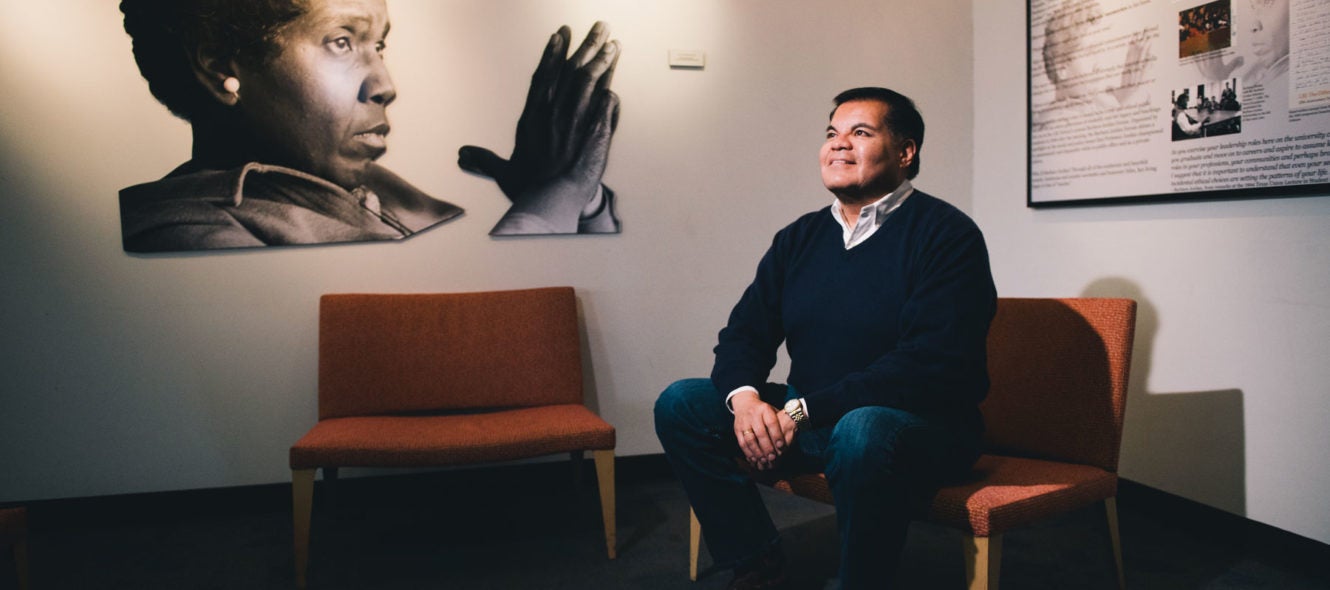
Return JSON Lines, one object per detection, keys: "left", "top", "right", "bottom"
{"left": 1248, "top": 0, "right": 1289, "bottom": 65}
{"left": 233, "top": 0, "right": 395, "bottom": 189}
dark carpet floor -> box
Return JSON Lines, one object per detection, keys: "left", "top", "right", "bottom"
{"left": 2, "top": 457, "right": 1327, "bottom": 589}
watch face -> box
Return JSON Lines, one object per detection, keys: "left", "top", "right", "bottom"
{"left": 783, "top": 398, "right": 807, "bottom": 429}
{"left": 784, "top": 399, "right": 804, "bottom": 419}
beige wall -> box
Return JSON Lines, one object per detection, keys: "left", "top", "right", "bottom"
{"left": 0, "top": 1, "right": 974, "bottom": 499}
{"left": 973, "top": 1, "right": 1330, "bottom": 545}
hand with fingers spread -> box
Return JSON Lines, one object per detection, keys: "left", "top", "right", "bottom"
{"left": 730, "top": 390, "right": 798, "bottom": 471}
{"left": 1194, "top": 51, "right": 1243, "bottom": 86}
{"left": 458, "top": 21, "right": 622, "bottom": 235}
{"left": 1109, "top": 29, "right": 1154, "bottom": 106}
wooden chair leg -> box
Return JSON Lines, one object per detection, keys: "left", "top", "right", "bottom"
{"left": 13, "top": 539, "right": 29, "bottom": 590}
{"left": 689, "top": 507, "right": 701, "bottom": 581}
{"left": 592, "top": 450, "right": 617, "bottom": 559}
{"left": 963, "top": 533, "right": 1002, "bottom": 590}
{"left": 1106, "top": 497, "right": 1125, "bottom": 590}
{"left": 292, "top": 468, "right": 316, "bottom": 590}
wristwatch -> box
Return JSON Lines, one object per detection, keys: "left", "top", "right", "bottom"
{"left": 783, "top": 398, "right": 810, "bottom": 431}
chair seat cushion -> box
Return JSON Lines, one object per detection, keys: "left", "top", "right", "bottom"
{"left": 290, "top": 404, "right": 615, "bottom": 469}
{"left": 927, "top": 454, "right": 1117, "bottom": 537}
{"left": 767, "top": 454, "right": 1117, "bottom": 538}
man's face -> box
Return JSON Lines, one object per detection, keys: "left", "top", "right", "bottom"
{"left": 234, "top": 0, "right": 396, "bottom": 189}
{"left": 820, "top": 100, "right": 913, "bottom": 203}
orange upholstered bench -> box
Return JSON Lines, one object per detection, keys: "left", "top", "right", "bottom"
{"left": 289, "top": 287, "right": 616, "bottom": 589}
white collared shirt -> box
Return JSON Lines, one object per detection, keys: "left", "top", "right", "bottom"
{"left": 829, "top": 179, "right": 913, "bottom": 249}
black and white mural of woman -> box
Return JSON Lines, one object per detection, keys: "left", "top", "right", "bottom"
{"left": 118, "top": 0, "right": 621, "bottom": 252}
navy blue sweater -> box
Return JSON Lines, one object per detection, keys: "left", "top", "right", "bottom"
{"left": 711, "top": 191, "right": 996, "bottom": 431}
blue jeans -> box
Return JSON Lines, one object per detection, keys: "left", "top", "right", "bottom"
{"left": 654, "top": 378, "right": 980, "bottom": 589}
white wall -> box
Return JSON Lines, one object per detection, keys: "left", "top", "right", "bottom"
{"left": 973, "top": 1, "right": 1330, "bottom": 545}
{"left": 0, "top": 1, "right": 974, "bottom": 501}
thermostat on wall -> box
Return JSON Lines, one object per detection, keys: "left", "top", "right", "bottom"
{"left": 668, "top": 50, "right": 706, "bottom": 69}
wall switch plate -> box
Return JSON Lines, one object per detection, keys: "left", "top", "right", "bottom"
{"left": 668, "top": 50, "right": 706, "bottom": 69}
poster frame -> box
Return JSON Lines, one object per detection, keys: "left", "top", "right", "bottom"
{"left": 1025, "top": 0, "right": 1330, "bottom": 209}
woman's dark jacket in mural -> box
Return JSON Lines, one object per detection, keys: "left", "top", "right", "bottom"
{"left": 120, "top": 162, "right": 462, "bottom": 252}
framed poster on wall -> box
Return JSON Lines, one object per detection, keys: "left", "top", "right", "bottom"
{"left": 1028, "top": 0, "right": 1330, "bottom": 207}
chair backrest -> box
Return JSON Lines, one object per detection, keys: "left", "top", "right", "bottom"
{"left": 981, "top": 298, "right": 1136, "bottom": 473}
{"left": 318, "top": 287, "right": 583, "bottom": 420}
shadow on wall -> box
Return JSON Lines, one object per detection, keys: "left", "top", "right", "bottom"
{"left": 574, "top": 294, "right": 602, "bottom": 416}
{"left": 1081, "top": 278, "right": 1246, "bottom": 517}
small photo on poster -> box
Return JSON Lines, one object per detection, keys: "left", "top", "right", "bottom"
{"left": 1170, "top": 81, "right": 1243, "bottom": 141}
{"left": 1179, "top": 0, "right": 1233, "bottom": 59}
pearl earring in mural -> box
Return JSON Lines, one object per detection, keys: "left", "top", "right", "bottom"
{"left": 223, "top": 77, "right": 240, "bottom": 95}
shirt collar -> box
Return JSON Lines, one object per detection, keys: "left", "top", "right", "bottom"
{"left": 829, "top": 179, "right": 913, "bottom": 247}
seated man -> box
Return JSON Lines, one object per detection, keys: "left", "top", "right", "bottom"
{"left": 655, "top": 87, "right": 997, "bottom": 589}
{"left": 1173, "top": 94, "right": 1210, "bottom": 140}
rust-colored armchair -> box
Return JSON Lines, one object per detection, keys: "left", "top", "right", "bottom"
{"left": 290, "top": 287, "right": 616, "bottom": 589}
{"left": 688, "top": 298, "right": 1137, "bottom": 589}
